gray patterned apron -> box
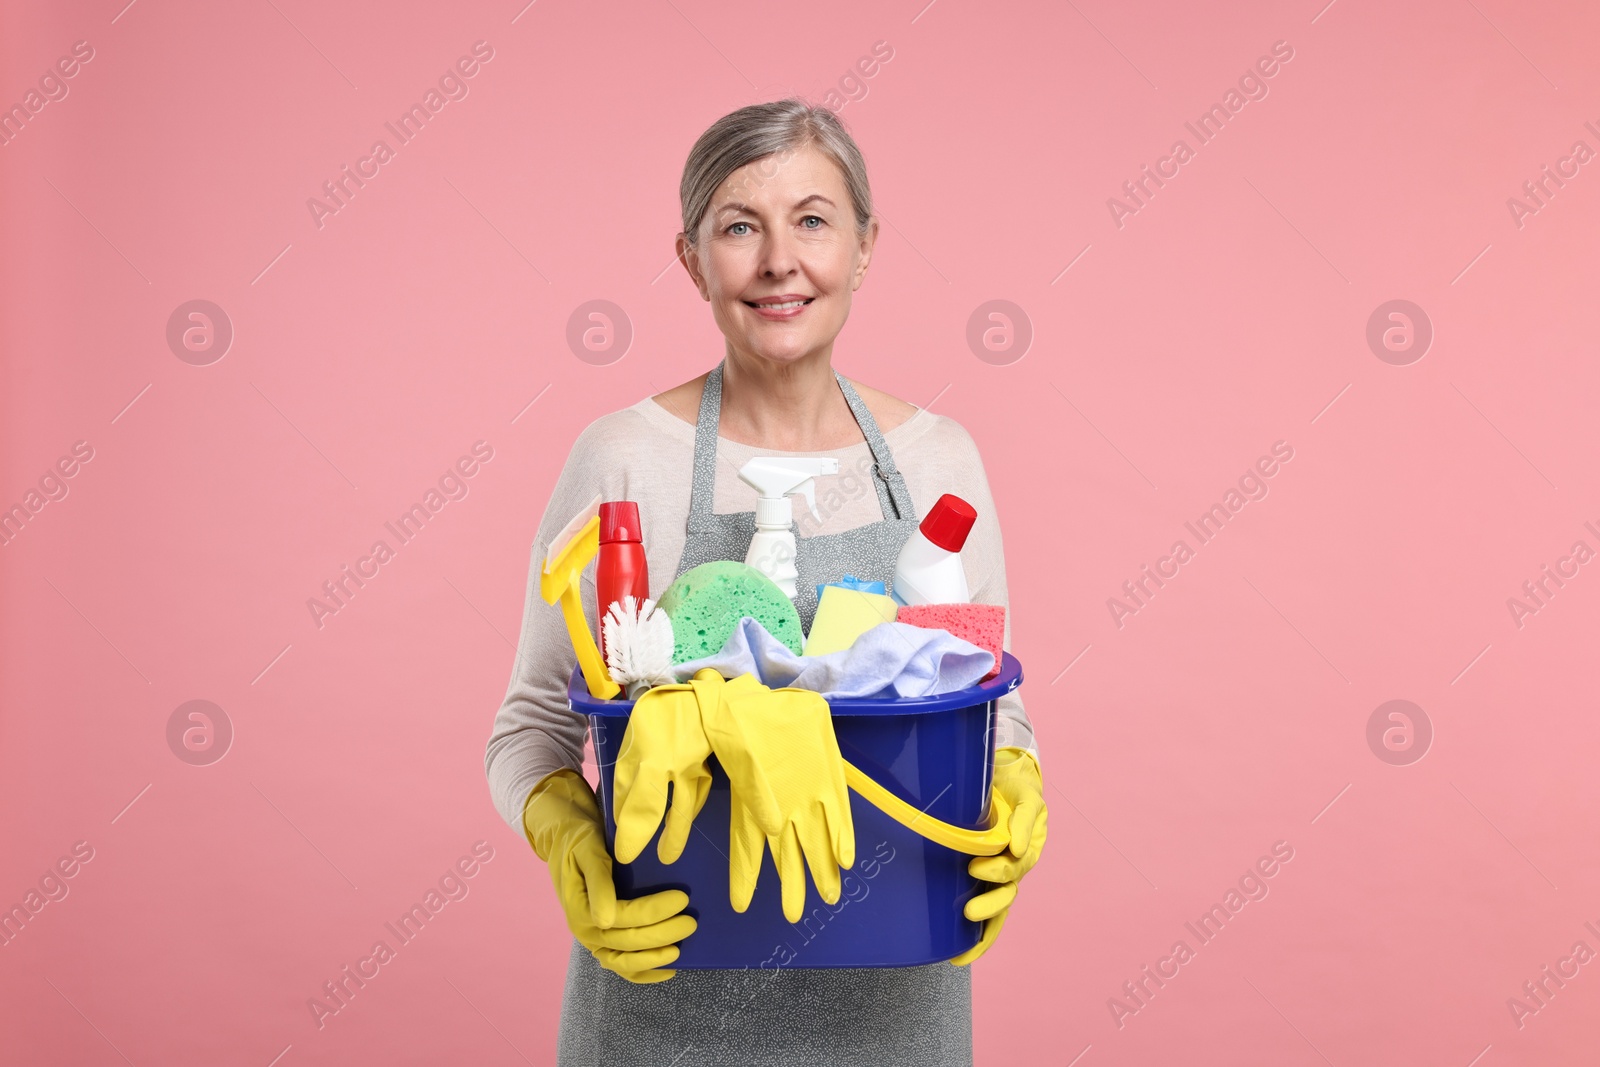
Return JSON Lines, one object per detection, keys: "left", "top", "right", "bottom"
{"left": 556, "top": 360, "right": 974, "bottom": 1066}
{"left": 678, "top": 359, "right": 923, "bottom": 632}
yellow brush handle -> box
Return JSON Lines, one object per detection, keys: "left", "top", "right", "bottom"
{"left": 559, "top": 584, "right": 620, "bottom": 700}
{"left": 541, "top": 513, "right": 620, "bottom": 701}
{"left": 842, "top": 759, "right": 1013, "bottom": 856}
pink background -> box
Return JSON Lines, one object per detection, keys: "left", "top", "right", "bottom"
{"left": 3, "top": 0, "right": 1598, "bottom": 1063}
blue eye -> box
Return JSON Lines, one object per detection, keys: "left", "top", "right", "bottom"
{"left": 727, "top": 221, "right": 751, "bottom": 235}
{"left": 801, "top": 216, "right": 823, "bottom": 229}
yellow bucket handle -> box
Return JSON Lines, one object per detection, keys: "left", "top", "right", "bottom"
{"left": 842, "top": 759, "right": 1013, "bottom": 857}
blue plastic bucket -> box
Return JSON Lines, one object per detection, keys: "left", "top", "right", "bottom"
{"left": 568, "top": 652, "right": 1023, "bottom": 969}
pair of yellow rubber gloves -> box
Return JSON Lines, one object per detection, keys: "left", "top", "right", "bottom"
{"left": 521, "top": 669, "right": 1048, "bottom": 982}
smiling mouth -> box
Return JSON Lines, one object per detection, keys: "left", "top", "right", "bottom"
{"left": 743, "top": 298, "right": 814, "bottom": 309}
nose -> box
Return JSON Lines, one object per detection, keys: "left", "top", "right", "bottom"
{"left": 757, "top": 225, "right": 799, "bottom": 279}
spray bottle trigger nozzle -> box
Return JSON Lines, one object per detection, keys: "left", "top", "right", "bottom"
{"left": 798, "top": 480, "right": 819, "bottom": 521}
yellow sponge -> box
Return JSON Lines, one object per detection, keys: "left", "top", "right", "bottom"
{"left": 802, "top": 586, "right": 900, "bottom": 657}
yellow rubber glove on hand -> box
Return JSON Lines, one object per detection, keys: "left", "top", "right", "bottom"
{"left": 950, "top": 747, "right": 1047, "bottom": 966}
{"left": 611, "top": 670, "right": 761, "bottom": 864}
{"left": 701, "top": 682, "right": 856, "bottom": 923}
{"left": 523, "top": 768, "right": 697, "bottom": 984}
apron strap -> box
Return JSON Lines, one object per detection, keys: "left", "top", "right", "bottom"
{"left": 835, "top": 373, "right": 917, "bottom": 522}
{"left": 683, "top": 360, "right": 917, "bottom": 529}
{"left": 684, "top": 361, "right": 727, "bottom": 533}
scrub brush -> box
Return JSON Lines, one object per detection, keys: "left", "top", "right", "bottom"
{"left": 602, "top": 595, "right": 677, "bottom": 699}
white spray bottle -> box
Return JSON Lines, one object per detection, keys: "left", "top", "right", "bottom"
{"left": 739, "top": 456, "right": 839, "bottom": 598}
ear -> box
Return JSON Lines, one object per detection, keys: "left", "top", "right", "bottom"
{"left": 851, "top": 217, "right": 879, "bottom": 291}
{"left": 676, "top": 233, "right": 710, "bottom": 300}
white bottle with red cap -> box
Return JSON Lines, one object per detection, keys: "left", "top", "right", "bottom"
{"left": 891, "top": 493, "right": 977, "bottom": 606}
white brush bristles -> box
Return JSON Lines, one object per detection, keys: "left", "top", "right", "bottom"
{"left": 603, "top": 595, "right": 676, "bottom": 698}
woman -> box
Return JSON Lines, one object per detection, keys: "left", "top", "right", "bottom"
{"left": 485, "top": 99, "right": 1047, "bottom": 1066}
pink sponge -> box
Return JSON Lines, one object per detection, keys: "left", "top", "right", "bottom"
{"left": 896, "top": 603, "right": 1005, "bottom": 680}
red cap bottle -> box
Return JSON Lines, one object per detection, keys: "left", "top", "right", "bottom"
{"left": 919, "top": 494, "right": 977, "bottom": 553}
{"left": 599, "top": 500, "right": 642, "bottom": 544}
{"left": 596, "top": 501, "right": 649, "bottom": 665}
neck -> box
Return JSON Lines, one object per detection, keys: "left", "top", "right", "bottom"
{"left": 718, "top": 349, "right": 860, "bottom": 451}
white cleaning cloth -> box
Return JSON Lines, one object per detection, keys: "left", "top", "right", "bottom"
{"left": 671, "top": 616, "right": 995, "bottom": 699}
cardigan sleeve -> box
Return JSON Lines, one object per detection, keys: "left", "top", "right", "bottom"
{"left": 483, "top": 422, "right": 622, "bottom": 831}
{"left": 942, "top": 423, "right": 1039, "bottom": 765}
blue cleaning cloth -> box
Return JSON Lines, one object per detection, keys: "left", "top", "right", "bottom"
{"left": 813, "top": 574, "right": 887, "bottom": 602}
{"left": 672, "top": 616, "right": 995, "bottom": 699}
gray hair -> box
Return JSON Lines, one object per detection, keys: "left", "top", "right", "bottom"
{"left": 679, "top": 98, "right": 873, "bottom": 246}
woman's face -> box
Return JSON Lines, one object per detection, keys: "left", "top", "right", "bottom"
{"left": 678, "top": 143, "right": 877, "bottom": 368}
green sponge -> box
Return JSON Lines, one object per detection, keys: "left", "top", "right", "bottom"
{"left": 657, "top": 561, "right": 804, "bottom": 663}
